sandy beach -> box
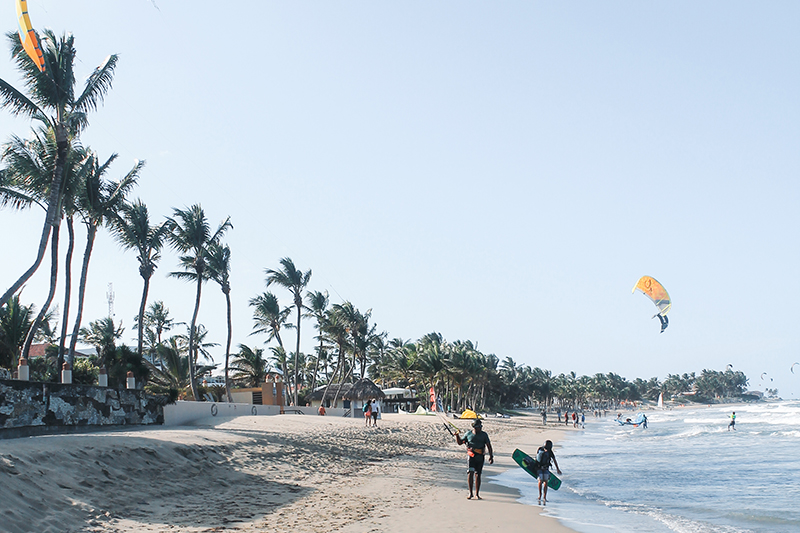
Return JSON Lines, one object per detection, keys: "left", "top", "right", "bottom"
{"left": 0, "top": 412, "right": 575, "bottom": 533}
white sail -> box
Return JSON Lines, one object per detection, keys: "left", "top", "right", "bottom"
{"left": 657, "top": 392, "right": 664, "bottom": 409}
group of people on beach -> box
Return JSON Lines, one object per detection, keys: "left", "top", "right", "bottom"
{"left": 362, "top": 399, "right": 381, "bottom": 427}
{"left": 453, "top": 420, "right": 561, "bottom": 503}
{"left": 541, "top": 409, "right": 585, "bottom": 429}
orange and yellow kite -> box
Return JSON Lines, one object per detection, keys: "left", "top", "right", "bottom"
{"left": 632, "top": 275, "right": 671, "bottom": 333}
{"left": 15, "top": 0, "right": 45, "bottom": 72}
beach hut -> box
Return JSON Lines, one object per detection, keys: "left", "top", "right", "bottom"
{"left": 307, "top": 383, "right": 353, "bottom": 409}
{"left": 344, "top": 378, "right": 386, "bottom": 415}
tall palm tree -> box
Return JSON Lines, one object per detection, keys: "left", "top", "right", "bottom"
{"left": 0, "top": 30, "right": 118, "bottom": 310}
{"left": 265, "top": 257, "right": 311, "bottom": 406}
{"left": 166, "top": 204, "right": 231, "bottom": 401}
{"left": 304, "top": 290, "right": 329, "bottom": 392}
{"left": 1, "top": 127, "right": 90, "bottom": 371}
{"left": 205, "top": 241, "right": 233, "bottom": 402}
{"left": 110, "top": 198, "right": 168, "bottom": 360}
{"left": 67, "top": 153, "right": 140, "bottom": 365}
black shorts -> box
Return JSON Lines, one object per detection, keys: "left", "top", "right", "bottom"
{"left": 372, "top": 412, "right": 378, "bottom": 420}
{"left": 468, "top": 453, "right": 485, "bottom": 474}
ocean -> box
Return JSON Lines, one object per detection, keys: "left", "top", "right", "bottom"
{"left": 491, "top": 401, "right": 800, "bottom": 533}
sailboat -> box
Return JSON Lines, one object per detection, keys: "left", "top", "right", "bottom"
{"left": 657, "top": 392, "right": 664, "bottom": 409}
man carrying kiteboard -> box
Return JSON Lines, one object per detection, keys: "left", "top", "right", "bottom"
{"left": 536, "top": 440, "right": 561, "bottom": 503}
{"left": 455, "top": 419, "right": 494, "bottom": 500}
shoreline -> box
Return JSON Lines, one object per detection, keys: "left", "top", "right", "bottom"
{"left": 0, "top": 412, "right": 578, "bottom": 533}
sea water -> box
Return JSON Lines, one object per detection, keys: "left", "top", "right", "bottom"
{"left": 490, "top": 401, "right": 800, "bottom": 533}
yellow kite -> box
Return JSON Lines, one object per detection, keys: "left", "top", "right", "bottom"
{"left": 15, "top": 0, "right": 45, "bottom": 72}
{"left": 632, "top": 275, "right": 671, "bottom": 333}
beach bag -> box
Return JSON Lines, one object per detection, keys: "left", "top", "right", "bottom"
{"left": 363, "top": 403, "right": 371, "bottom": 413}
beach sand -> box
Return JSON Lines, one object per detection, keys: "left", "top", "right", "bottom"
{"left": 0, "top": 412, "right": 576, "bottom": 533}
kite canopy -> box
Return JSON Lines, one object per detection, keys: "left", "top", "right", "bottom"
{"left": 458, "top": 409, "right": 480, "bottom": 419}
{"left": 792, "top": 363, "right": 799, "bottom": 375}
{"left": 15, "top": 0, "right": 45, "bottom": 72}
{"left": 632, "top": 276, "right": 671, "bottom": 316}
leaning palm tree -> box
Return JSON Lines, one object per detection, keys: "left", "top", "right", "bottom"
{"left": 110, "top": 198, "right": 168, "bottom": 360}
{"left": 1, "top": 126, "right": 90, "bottom": 369}
{"left": 67, "top": 153, "right": 140, "bottom": 365}
{"left": 205, "top": 241, "right": 233, "bottom": 402}
{"left": 265, "top": 257, "right": 311, "bottom": 406}
{"left": 0, "top": 30, "right": 118, "bottom": 310}
{"left": 166, "top": 205, "right": 231, "bottom": 400}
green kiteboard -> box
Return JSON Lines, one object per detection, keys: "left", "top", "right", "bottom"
{"left": 512, "top": 448, "right": 561, "bottom": 490}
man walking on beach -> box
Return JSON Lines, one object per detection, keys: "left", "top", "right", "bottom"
{"left": 455, "top": 420, "right": 494, "bottom": 500}
{"left": 536, "top": 440, "right": 562, "bottom": 503}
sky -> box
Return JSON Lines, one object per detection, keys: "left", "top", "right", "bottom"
{"left": 1, "top": 1, "right": 799, "bottom": 397}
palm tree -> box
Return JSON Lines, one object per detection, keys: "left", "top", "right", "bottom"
{"left": 230, "top": 344, "right": 267, "bottom": 388}
{"left": 139, "top": 300, "right": 174, "bottom": 346}
{"left": 110, "top": 199, "right": 167, "bottom": 360}
{"left": 146, "top": 335, "right": 215, "bottom": 394}
{"left": 265, "top": 258, "right": 311, "bottom": 406}
{"left": 205, "top": 241, "right": 233, "bottom": 402}
{"left": 249, "top": 292, "right": 290, "bottom": 347}
{"left": 1, "top": 127, "right": 90, "bottom": 373}
{"left": 79, "top": 316, "right": 123, "bottom": 368}
{"left": 0, "top": 295, "right": 35, "bottom": 368}
{"left": 165, "top": 204, "right": 231, "bottom": 400}
{"left": 66, "top": 153, "right": 140, "bottom": 365}
{"left": 0, "top": 30, "right": 118, "bottom": 310}
{"left": 304, "top": 290, "right": 329, "bottom": 391}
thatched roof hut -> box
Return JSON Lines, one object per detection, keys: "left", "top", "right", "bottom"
{"left": 343, "top": 378, "right": 385, "bottom": 401}
{"left": 307, "top": 384, "right": 351, "bottom": 402}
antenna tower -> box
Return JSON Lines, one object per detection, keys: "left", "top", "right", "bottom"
{"left": 106, "top": 283, "right": 115, "bottom": 318}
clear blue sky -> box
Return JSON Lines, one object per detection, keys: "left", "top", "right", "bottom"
{"left": 2, "top": 1, "right": 799, "bottom": 397}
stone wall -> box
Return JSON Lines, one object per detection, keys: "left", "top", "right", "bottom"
{"left": 0, "top": 379, "right": 164, "bottom": 438}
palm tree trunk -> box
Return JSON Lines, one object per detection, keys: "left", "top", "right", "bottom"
{"left": 136, "top": 274, "right": 151, "bottom": 359}
{"left": 188, "top": 276, "right": 202, "bottom": 401}
{"left": 22, "top": 223, "right": 60, "bottom": 360}
{"left": 294, "top": 302, "right": 301, "bottom": 406}
{"left": 0, "top": 125, "right": 67, "bottom": 310}
{"left": 57, "top": 216, "right": 75, "bottom": 373}
{"left": 68, "top": 225, "right": 97, "bottom": 366}
{"left": 224, "top": 289, "right": 233, "bottom": 403}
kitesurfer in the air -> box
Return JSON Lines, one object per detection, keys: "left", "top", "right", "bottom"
{"left": 455, "top": 419, "right": 493, "bottom": 500}
{"left": 657, "top": 314, "right": 668, "bottom": 333}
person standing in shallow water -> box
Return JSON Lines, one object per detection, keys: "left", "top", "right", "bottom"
{"left": 455, "top": 420, "right": 494, "bottom": 500}
{"left": 728, "top": 411, "right": 736, "bottom": 431}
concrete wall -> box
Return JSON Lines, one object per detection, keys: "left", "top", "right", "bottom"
{"left": 163, "top": 401, "right": 352, "bottom": 425}
{"left": 0, "top": 379, "right": 164, "bottom": 438}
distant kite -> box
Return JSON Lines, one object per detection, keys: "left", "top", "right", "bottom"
{"left": 792, "top": 363, "right": 799, "bottom": 375}
{"left": 726, "top": 364, "right": 734, "bottom": 371}
{"left": 761, "top": 372, "right": 773, "bottom": 382}
{"left": 15, "top": 0, "right": 45, "bottom": 71}
{"left": 632, "top": 276, "right": 671, "bottom": 333}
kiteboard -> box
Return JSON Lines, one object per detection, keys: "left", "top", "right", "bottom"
{"left": 512, "top": 448, "right": 561, "bottom": 490}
